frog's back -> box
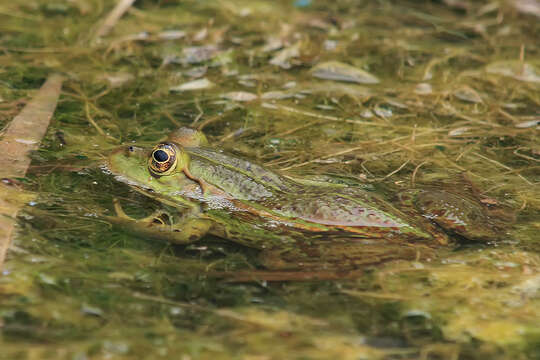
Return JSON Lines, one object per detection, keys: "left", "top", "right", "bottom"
{"left": 270, "top": 191, "right": 408, "bottom": 227}
{"left": 187, "top": 149, "right": 430, "bottom": 240}
{"left": 187, "top": 147, "right": 299, "bottom": 199}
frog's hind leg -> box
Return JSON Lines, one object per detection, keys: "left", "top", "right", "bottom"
{"left": 113, "top": 198, "right": 174, "bottom": 226}
{"left": 211, "top": 240, "right": 439, "bottom": 282}
{"left": 399, "top": 189, "right": 501, "bottom": 242}
{"left": 259, "top": 239, "right": 436, "bottom": 272}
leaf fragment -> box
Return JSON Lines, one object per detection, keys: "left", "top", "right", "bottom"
{"left": 222, "top": 91, "right": 258, "bottom": 102}
{"left": 454, "top": 86, "right": 483, "bottom": 103}
{"left": 311, "top": 61, "right": 380, "bottom": 84}
{"left": 170, "top": 78, "right": 215, "bottom": 92}
{"left": 486, "top": 61, "right": 540, "bottom": 83}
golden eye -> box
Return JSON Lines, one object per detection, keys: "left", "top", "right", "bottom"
{"left": 148, "top": 143, "right": 178, "bottom": 176}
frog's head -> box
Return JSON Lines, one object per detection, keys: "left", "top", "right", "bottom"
{"left": 108, "top": 142, "right": 193, "bottom": 194}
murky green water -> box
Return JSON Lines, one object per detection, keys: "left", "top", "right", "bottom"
{"left": 1, "top": 0, "right": 539, "bottom": 359}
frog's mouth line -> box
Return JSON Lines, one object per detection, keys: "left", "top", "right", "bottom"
{"left": 102, "top": 162, "right": 154, "bottom": 192}
{"left": 113, "top": 174, "right": 153, "bottom": 192}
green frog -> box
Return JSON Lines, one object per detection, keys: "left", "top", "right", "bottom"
{"left": 107, "top": 127, "right": 504, "bottom": 273}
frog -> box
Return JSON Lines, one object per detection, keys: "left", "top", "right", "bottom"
{"left": 107, "top": 127, "right": 506, "bottom": 276}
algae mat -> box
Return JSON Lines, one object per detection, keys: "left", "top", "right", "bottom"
{"left": 0, "top": 0, "right": 539, "bottom": 359}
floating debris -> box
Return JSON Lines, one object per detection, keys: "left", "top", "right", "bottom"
{"left": 486, "top": 61, "right": 540, "bottom": 83}
{"left": 269, "top": 43, "right": 300, "bottom": 69}
{"left": 373, "top": 106, "right": 393, "bottom": 118}
{"left": 501, "top": 103, "right": 526, "bottom": 110}
{"left": 238, "top": 79, "right": 257, "bottom": 87}
{"left": 81, "top": 303, "right": 104, "bottom": 317}
{"left": 193, "top": 28, "right": 208, "bottom": 41}
{"left": 184, "top": 66, "right": 208, "bottom": 78}
{"left": 511, "top": 0, "right": 540, "bottom": 18}
{"left": 158, "top": 30, "right": 186, "bottom": 40}
{"left": 261, "top": 91, "right": 295, "bottom": 100}
{"left": 305, "top": 83, "right": 372, "bottom": 99}
{"left": 360, "top": 108, "right": 374, "bottom": 118}
{"left": 323, "top": 40, "right": 338, "bottom": 51}
{"left": 101, "top": 72, "right": 135, "bottom": 88}
{"left": 384, "top": 98, "right": 408, "bottom": 109}
{"left": 515, "top": 119, "right": 539, "bottom": 128}
{"left": 282, "top": 81, "right": 297, "bottom": 89}
{"left": 170, "top": 78, "right": 215, "bottom": 92}
{"left": 262, "top": 37, "right": 283, "bottom": 52}
{"left": 311, "top": 61, "right": 380, "bottom": 84}
{"left": 315, "top": 104, "right": 336, "bottom": 111}
{"left": 222, "top": 91, "right": 258, "bottom": 102}
{"left": 414, "top": 83, "right": 433, "bottom": 95}
{"left": 448, "top": 127, "right": 471, "bottom": 136}
{"left": 454, "top": 86, "right": 483, "bottom": 103}
{"left": 182, "top": 45, "right": 220, "bottom": 64}
{"left": 209, "top": 49, "right": 234, "bottom": 67}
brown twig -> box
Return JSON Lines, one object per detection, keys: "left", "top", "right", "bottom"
{"left": 94, "top": 0, "right": 136, "bottom": 39}
{"left": 0, "top": 74, "right": 64, "bottom": 267}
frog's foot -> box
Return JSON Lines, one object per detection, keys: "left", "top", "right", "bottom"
{"left": 111, "top": 198, "right": 211, "bottom": 244}
{"left": 258, "top": 240, "right": 437, "bottom": 272}
{"left": 398, "top": 190, "right": 503, "bottom": 242}
{"left": 210, "top": 241, "right": 437, "bottom": 282}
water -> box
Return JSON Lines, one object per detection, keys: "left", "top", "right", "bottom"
{"left": 0, "top": 0, "right": 539, "bottom": 359}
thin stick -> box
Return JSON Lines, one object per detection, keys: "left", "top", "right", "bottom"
{"left": 279, "top": 129, "right": 444, "bottom": 171}
{"left": 275, "top": 119, "right": 323, "bottom": 137}
{"left": 262, "top": 102, "right": 393, "bottom": 127}
{"left": 341, "top": 289, "right": 411, "bottom": 300}
{"left": 84, "top": 102, "right": 108, "bottom": 138}
{"left": 162, "top": 110, "right": 182, "bottom": 127}
{"left": 411, "top": 161, "right": 429, "bottom": 187}
{"left": 471, "top": 152, "right": 513, "bottom": 171}
{"left": 191, "top": 97, "right": 204, "bottom": 125}
{"left": 381, "top": 159, "right": 411, "bottom": 180}
{"left": 514, "top": 147, "right": 540, "bottom": 163}
{"left": 94, "top": 0, "right": 136, "bottom": 39}
{"left": 0, "top": 74, "right": 64, "bottom": 267}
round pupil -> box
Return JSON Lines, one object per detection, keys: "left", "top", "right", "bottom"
{"left": 153, "top": 149, "right": 169, "bottom": 162}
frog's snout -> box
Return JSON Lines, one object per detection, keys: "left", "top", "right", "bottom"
{"left": 124, "top": 145, "right": 145, "bottom": 158}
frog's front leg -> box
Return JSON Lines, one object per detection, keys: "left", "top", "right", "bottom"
{"left": 167, "top": 215, "right": 213, "bottom": 244}
{"left": 111, "top": 198, "right": 212, "bottom": 244}
{"left": 182, "top": 166, "right": 209, "bottom": 195}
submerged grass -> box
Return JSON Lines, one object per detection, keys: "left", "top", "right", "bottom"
{"left": 0, "top": 0, "right": 539, "bottom": 359}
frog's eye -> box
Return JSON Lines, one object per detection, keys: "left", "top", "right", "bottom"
{"left": 148, "top": 143, "right": 178, "bottom": 176}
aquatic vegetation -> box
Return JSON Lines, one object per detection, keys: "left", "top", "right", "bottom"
{"left": 0, "top": 0, "right": 539, "bottom": 359}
